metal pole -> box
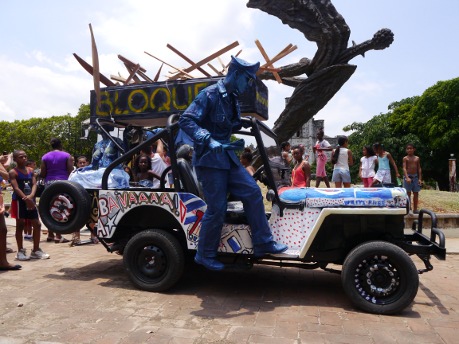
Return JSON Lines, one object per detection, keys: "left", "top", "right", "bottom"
{"left": 449, "top": 154, "right": 457, "bottom": 192}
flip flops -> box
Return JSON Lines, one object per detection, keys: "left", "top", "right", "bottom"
{"left": 90, "top": 237, "right": 99, "bottom": 244}
{"left": 54, "top": 237, "right": 70, "bottom": 244}
{"left": 0, "top": 264, "right": 22, "bottom": 271}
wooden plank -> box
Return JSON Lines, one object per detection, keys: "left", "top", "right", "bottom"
{"left": 89, "top": 23, "right": 101, "bottom": 107}
{"left": 207, "top": 63, "right": 223, "bottom": 76}
{"left": 270, "top": 44, "right": 293, "bottom": 62}
{"left": 166, "top": 44, "right": 211, "bottom": 77}
{"left": 124, "top": 64, "right": 140, "bottom": 84}
{"left": 73, "top": 53, "right": 115, "bottom": 86}
{"left": 260, "top": 45, "right": 297, "bottom": 68}
{"left": 144, "top": 51, "right": 195, "bottom": 79}
{"left": 169, "top": 41, "right": 239, "bottom": 80}
{"left": 217, "top": 57, "right": 227, "bottom": 74}
{"left": 110, "top": 75, "right": 127, "bottom": 83}
{"left": 136, "top": 70, "right": 153, "bottom": 83}
{"left": 154, "top": 63, "right": 163, "bottom": 82}
{"left": 123, "top": 63, "right": 141, "bottom": 83}
{"left": 118, "top": 54, "right": 147, "bottom": 73}
{"left": 255, "top": 39, "right": 282, "bottom": 83}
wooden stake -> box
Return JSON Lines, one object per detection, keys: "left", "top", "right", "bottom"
{"left": 136, "top": 70, "right": 153, "bottom": 83}
{"left": 73, "top": 53, "right": 115, "bottom": 86}
{"left": 154, "top": 63, "right": 163, "bottom": 82}
{"left": 166, "top": 44, "right": 211, "bottom": 77}
{"left": 124, "top": 64, "right": 140, "bottom": 84}
{"left": 260, "top": 44, "right": 297, "bottom": 68}
{"left": 255, "top": 39, "right": 282, "bottom": 83}
{"left": 144, "top": 51, "right": 195, "bottom": 79}
{"left": 118, "top": 54, "right": 147, "bottom": 73}
{"left": 110, "top": 75, "right": 127, "bottom": 83}
{"left": 89, "top": 23, "right": 101, "bottom": 107}
{"left": 123, "top": 63, "right": 141, "bottom": 83}
{"left": 207, "top": 63, "right": 223, "bottom": 76}
{"left": 217, "top": 57, "right": 227, "bottom": 74}
{"left": 169, "top": 41, "right": 239, "bottom": 80}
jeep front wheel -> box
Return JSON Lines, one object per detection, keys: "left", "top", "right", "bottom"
{"left": 341, "top": 241, "right": 419, "bottom": 315}
{"left": 123, "top": 229, "right": 185, "bottom": 292}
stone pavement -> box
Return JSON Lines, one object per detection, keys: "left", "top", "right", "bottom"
{"left": 1, "top": 218, "right": 459, "bottom": 344}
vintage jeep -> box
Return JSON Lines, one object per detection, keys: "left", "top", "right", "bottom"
{"left": 38, "top": 79, "right": 445, "bottom": 315}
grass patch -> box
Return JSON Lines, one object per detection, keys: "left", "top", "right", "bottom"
{"left": 417, "top": 189, "right": 459, "bottom": 213}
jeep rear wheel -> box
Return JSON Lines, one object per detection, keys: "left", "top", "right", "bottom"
{"left": 123, "top": 229, "right": 185, "bottom": 292}
{"left": 341, "top": 241, "right": 419, "bottom": 315}
{"left": 38, "top": 181, "right": 92, "bottom": 235}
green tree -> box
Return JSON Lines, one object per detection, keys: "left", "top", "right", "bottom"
{"left": 387, "top": 78, "right": 459, "bottom": 189}
{"left": 344, "top": 78, "right": 459, "bottom": 190}
{"left": 0, "top": 104, "right": 95, "bottom": 165}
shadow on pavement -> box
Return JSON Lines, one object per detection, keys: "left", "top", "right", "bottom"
{"left": 43, "top": 257, "right": 423, "bottom": 318}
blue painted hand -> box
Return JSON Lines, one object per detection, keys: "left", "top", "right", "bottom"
{"left": 208, "top": 139, "right": 223, "bottom": 153}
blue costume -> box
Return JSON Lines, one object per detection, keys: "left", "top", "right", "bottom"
{"left": 69, "top": 129, "right": 130, "bottom": 189}
{"left": 178, "top": 56, "right": 287, "bottom": 270}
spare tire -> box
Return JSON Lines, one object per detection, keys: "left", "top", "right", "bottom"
{"left": 38, "top": 181, "right": 92, "bottom": 235}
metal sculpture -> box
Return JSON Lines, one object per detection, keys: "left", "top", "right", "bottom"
{"left": 247, "top": 0, "right": 394, "bottom": 143}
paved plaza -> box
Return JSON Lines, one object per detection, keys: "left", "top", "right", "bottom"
{"left": 1, "top": 221, "right": 459, "bottom": 344}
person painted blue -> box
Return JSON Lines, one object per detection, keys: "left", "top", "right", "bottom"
{"left": 178, "top": 56, "right": 288, "bottom": 271}
{"left": 70, "top": 124, "right": 130, "bottom": 189}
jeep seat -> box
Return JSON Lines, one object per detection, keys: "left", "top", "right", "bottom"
{"left": 177, "top": 158, "right": 203, "bottom": 198}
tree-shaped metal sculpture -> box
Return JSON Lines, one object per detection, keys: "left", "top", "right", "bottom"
{"left": 247, "top": 0, "right": 394, "bottom": 142}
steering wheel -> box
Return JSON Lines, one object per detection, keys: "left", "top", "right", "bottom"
{"left": 252, "top": 165, "right": 264, "bottom": 182}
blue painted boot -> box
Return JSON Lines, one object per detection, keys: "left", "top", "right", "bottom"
{"left": 194, "top": 253, "right": 225, "bottom": 271}
{"left": 253, "top": 241, "right": 288, "bottom": 258}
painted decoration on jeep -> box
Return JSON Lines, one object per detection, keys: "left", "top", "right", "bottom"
{"left": 179, "top": 192, "right": 206, "bottom": 248}
{"left": 269, "top": 204, "right": 320, "bottom": 253}
{"left": 96, "top": 191, "right": 206, "bottom": 244}
{"left": 96, "top": 190, "right": 256, "bottom": 253}
{"left": 278, "top": 187, "right": 408, "bottom": 208}
{"left": 220, "top": 224, "right": 253, "bottom": 254}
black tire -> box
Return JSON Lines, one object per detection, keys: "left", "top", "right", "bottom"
{"left": 123, "top": 229, "right": 185, "bottom": 292}
{"left": 341, "top": 241, "right": 419, "bottom": 315}
{"left": 38, "top": 181, "right": 92, "bottom": 235}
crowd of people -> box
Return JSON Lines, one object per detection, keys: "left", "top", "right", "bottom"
{"left": 280, "top": 127, "right": 423, "bottom": 213}
{"left": 0, "top": 128, "right": 174, "bottom": 271}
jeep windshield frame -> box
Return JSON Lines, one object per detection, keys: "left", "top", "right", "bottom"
{"left": 99, "top": 114, "right": 283, "bottom": 199}
{"left": 235, "top": 117, "right": 284, "bottom": 203}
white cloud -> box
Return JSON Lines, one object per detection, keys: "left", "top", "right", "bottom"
{"left": 0, "top": 100, "right": 15, "bottom": 121}
{"left": 0, "top": 0, "right": 458, "bottom": 145}
{"left": 0, "top": 55, "right": 89, "bottom": 120}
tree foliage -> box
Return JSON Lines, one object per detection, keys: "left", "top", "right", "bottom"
{"left": 0, "top": 104, "right": 95, "bottom": 164}
{"left": 344, "top": 78, "right": 459, "bottom": 190}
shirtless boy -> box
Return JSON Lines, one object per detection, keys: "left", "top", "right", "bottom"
{"left": 402, "top": 143, "right": 422, "bottom": 213}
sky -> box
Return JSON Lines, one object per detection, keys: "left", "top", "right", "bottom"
{"left": 0, "top": 0, "right": 458, "bottom": 137}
